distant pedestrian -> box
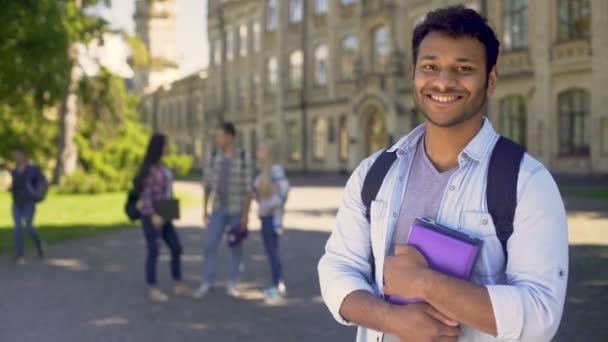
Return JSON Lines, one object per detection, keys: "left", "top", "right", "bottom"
{"left": 133, "top": 133, "right": 191, "bottom": 302}
{"left": 253, "top": 140, "right": 290, "bottom": 303}
{"left": 9, "top": 147, "right": 46, "bottom": 264}
{"left": 194, "top": 122, "right": 254, "bottom": 299}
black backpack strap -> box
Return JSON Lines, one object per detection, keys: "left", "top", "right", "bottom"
{"left": 362, "top": 149, "right": 398, "bottom": 221}
{"left": 361, "top": 149, "right": 397, "bottom": 284}
{"left": 487, "top": 136, "right": 525, "bottom": 265}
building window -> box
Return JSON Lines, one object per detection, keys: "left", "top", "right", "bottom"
{"left": 239, "top": 24, "right": 248, "bottom": 57}
{"left": 265, "top": 122, "right": 277, "bottom": 139}
{"left": 313, "top": 117, "right": 328, "bottom": 160}
{"left": 236, "top": 78, "right": 246, "bottom": 110}
{"left": 213, "top": 39, "right": 221, "bottom": 65}
{"left": 373, "top": 26, "right": 390, "bottom": 70}
{"left": 502, "top": 0, "right": 528, "bottom": 50}
{"left": 267, "top": 0, "right": 278, "bottom": 31}
{"left": 315, "top": 0, "right": 328, "bottom": 15}
{"left": 287, "top": 122, "right": 302, "bottom": 161}
{"left": 341, "top": 35, "right": 358, "bottom": 80}
{"left": 499, "top": 96, "right": 527, "bottom": 146}
{"left": 339, "top": 116, "right": 349, "bottom": 161}
{"left": 341, "top": 0, "right": 355, "bottom": 5}
{"left": 558, "top": 0, "right": 591, "bottom": 41}
{"left": 559, "top": 89, "right": 590, "bottom": 156}
{"left": 290, "top": 0, "right": 304, "bottom": 23}
{"left": 226, "top": 27, "right": 234, "bottom": 61}
{"left": 253, "top": 21, "right": 261, "bottom": 52}
{"left": 315, "top": 44, "right": 329, "bottom": 86}
{"left": 289, "top": 50, "right": 303, "bottom": 90}
{"left": 266, "top": 57, "right": 278, "bottom": 94}
{"left": 251, "top": 74, "right": 259, "bottom": 106}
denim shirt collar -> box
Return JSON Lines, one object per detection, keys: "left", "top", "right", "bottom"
{"left": 387, "top": 117, "right": 498, "bottom": 163}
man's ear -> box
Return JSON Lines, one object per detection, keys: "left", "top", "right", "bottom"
{"left": 487, "top": 66, "right": 498, "bottom": 96}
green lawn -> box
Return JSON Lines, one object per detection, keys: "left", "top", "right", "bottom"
{"left": 560, "top": 187, "right": 608, "bottom": 201}
{"left": 0, "top": 191, "right": 199, "bottom": 255}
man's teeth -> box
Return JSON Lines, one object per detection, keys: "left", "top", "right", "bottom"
{"left": 431, "top": 95, "right": 459, "bottom": 103}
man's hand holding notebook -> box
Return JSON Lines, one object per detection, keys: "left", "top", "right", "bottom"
{"left": 384, "top": 218, "right": 483, "bottom": 305}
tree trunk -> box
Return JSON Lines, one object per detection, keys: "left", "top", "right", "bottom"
{"left": 52, "top": 48, "right": 80, "bottom": 185}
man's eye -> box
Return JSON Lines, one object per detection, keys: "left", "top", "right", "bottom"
{"left": 422, "top": 65, "right": 437, "bottom": 71}
{"left": 458, "top": 66, "right": 473, "bottom": 72}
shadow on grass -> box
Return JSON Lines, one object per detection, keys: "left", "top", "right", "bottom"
{"left": 0, "top": 223, "right": 137, "bottom": 255}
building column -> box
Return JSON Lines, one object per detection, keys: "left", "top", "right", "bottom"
{"left": 528, "top": 0, "right": 553, "bottom": 167}
{"left": 591, "top": 0, "right": 608, "bottom": 173}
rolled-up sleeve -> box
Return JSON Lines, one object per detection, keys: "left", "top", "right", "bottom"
{"left": 486, "top": 167, "right": 568, "bottom": 341}
{"left": 318, "top": 159, "right": 378, "bottom": 326}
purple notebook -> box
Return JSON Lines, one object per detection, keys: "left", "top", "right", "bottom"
{"left": 386, "top": 218, "right": 483, "bottom": 305}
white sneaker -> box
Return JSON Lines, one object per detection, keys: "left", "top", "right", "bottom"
{"left": 277, "top": 281, "right": 287, "bottom": 296}
{"left": 193, "top": 283, "right": 212, "bottom": 299}
{"left": 263, "top": 287, "right": 284, "bottom": 304}
{"left": 148, "top": 288, "right": 169, "bottom": 302}
{"left": 226, "top": 283, "right": 240, "bottom": 297}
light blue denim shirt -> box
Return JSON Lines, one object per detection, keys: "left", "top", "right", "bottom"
{"left": 318, "top": 118, "right": 569, "bottom": 342}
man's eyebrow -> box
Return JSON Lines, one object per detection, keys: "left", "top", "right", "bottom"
{"left": 419, "top": 55, "right": 436, "bottom": 61}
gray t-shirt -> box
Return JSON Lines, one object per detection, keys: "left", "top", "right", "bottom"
{"left": 384, "top": 137, "right": 457, "bottom": 342}
{"left": 217, "top": 156, "right": 232, "bottom": 208}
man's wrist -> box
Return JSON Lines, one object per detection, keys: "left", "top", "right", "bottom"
{"left": 417, "top": 268, "right": 437, "bottom": 301}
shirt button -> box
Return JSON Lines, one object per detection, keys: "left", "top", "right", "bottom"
{"left": 393, "top": 212, "right": 397, "bottom": 218}
{"left": 449, "top": 185, "right": 456, "bottom": 191}
{"left": 399, "top": 177, "right": 403, "bottom": 182}
{"left": 482, "top": 219, "right": 488, "bottom": 225}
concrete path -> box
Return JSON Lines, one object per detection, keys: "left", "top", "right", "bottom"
{"left": 1, "top": 179, "right": 607, "bottom": 341}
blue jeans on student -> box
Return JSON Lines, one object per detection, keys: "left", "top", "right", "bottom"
{"left": 141, "top": 216, "right": 183, "bottom": 286}
{"left": 260, "top": 215, "right": 282, "bottom": 287}
{"left": 13, "top": 202, "right": 41, "bottom": 257}
{"left": 202, "top": 209, "right": 243, "bottom": 286}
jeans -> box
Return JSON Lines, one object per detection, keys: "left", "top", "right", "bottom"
{"left": 141, "top": 216, "right": 183, "bottom": 286}
{"left": 202, "top": 210, "right": 243, "bottom": 285}
{"left": 12, "top": 202, "right": 41, "bottom": 257}
{"left": 260, "top": 215, "right": 282, "bottom": 287}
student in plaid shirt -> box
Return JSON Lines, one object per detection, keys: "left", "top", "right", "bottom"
{"left": 194, "top": 122, "right": 254, "bottom": 299}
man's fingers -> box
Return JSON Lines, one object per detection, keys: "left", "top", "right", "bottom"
{"left": 393, "top": 244, "right": 411, "bottom": 256}
{"left": 425, "top": 306, "right": 459, "bottom": 327}
{"left": 437, "top": 337, "right": 459, "bottom": 342}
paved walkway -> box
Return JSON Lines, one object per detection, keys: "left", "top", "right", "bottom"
{"left": 1, "top": 179, "right": 607, "bottom": 341}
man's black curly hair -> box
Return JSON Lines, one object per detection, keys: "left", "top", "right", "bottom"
{"left": 412, "top": 5, "right": 500, "bottom": 74}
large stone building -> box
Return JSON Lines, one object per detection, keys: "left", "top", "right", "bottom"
{"left": 141, "top": 0, "right": 608, "bottom": 175}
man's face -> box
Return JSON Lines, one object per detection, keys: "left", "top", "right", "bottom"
{"left": 413, "top": 31, "right": 497, "bottom": 128}
{"left": 12, "top": 150, "right": 26, "bottom": 164}
{"left": 215, "top": 129, "right": 232, "bottom": 148}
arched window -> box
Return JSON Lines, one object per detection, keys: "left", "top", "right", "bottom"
{"left": 499, "top": 96, "right": 527, "bottom": 146}
{"left": 313, "top": 117, "right": 328, "bottom": 159}
{"left": 289, "top": 50, "right": 303, "bottom": 90}
{"left": 315, "top": 44, "right": 329, "bottom": 86}
{"left": 373, "top": 26, "right": 389, "bottom": 70}
{"left": 558, "top": 89, "right": 590, "bottom": 156}
{"left": 341, "top": 35, "right": 358, "bottom": 80}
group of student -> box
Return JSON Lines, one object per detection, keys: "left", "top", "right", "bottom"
{"left": 132, "top": 121, "right": 289, "bottom": 304}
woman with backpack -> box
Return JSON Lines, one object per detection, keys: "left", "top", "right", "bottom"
{"left": 252, "top": 140, "right": 290, "bottom": 303}
{"left": 133, "top": 133, "right": 190, "bottom": 302}
{"left": 9, "top": 147, "right": 45, "bottom": 264}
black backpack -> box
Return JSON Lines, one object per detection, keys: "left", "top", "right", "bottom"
{"left": 361, "top": 136, "right": 525, "bottom": 281}
{"left": 27, "top": 165, "right": 48, "bottom": 203}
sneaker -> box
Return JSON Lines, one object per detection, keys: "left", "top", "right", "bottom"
{"left": 148, "top": 288, "right": 169, "bottom": 302}
{"left": 226, "top": 283, "right": 240, "bottom": 298}
{"left": 174, "top": 283, "right": 192, "bottom": 297}
{"left": 193, "top": 283, "right": 212, "bottom": 299}
{"left": 277, "top": 281, "right": 287, "bottom": 296}
{"left": 14, "top": 257, "right": 26, "bottom": 265}
{"left": 263, "top": 287, "right": 284, "bottom": 304}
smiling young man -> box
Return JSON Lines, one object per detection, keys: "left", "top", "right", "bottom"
{"left": 318, "top": 5, "right": 568, "bottom": 342}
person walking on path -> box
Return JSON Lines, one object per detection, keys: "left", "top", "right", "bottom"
{"left": 9, "top": 147, "right": 45, "bottom": 264}
{"left": 194, "top": 122, "right": 254, "bottom": 299}
{"left": 252, "top": 140, "right": 290, "bottom": 303}
{"left": 319, "top": 6, "right": 568, "bottom": 341}
{"left": 134, "top": 133, "right": 191, "bottom": 302}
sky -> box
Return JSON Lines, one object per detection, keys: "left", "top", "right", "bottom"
{"left": 95, "top": 0, "right": 209, "bottom": 77}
